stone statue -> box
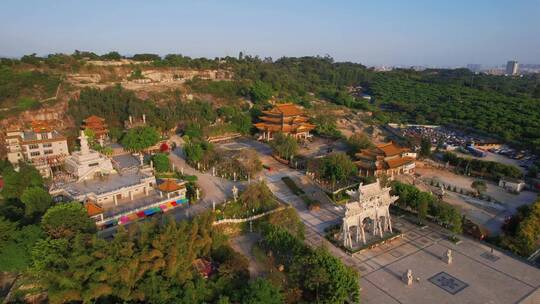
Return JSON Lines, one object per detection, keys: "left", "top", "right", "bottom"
{"left": 79, "top": 130, "right": 90, "bottom": 155}
{"left": 402, "top": 269, "right": 413, "bottom": 285}
{"left": 212, "top": 166, "right": 216, "bottom": 176}
{"left": 212, "top": 200, "right": 216, "bottom": 212}
{"left": 232, "top": 185, "right": 238, "bottom": 202}
{"left": 139, "top": 153, "right": 144, "bottom": 166}
{"left": 196, "top": 188, "right": 200, "bottom": 200}
{"left": 181, "top": 167, "right": 184, "bottom": 175}
{"left": 443, "top": 249, "right": 453, "bottom": 264}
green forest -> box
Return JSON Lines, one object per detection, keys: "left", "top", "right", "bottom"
{"left": 369, "top": 70, "right": 540, "bottom": 152}
{"left": 3, "top": 52, "right": 540, "bottom": 153}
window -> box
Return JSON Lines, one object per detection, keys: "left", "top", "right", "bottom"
{"left": 43, "top": 143, "right": 52, "bottom": 148}
{"left": 44, "top": 150, "right": 54, "bottom": 155}
{"left": 88, "top": 162, "right": 99, "bottom": 167}
{"left": 28, "top": 144, "right": 39, "bottom": 149}
{"left": 30, "top": 151, "right": 40, "bottom": 157}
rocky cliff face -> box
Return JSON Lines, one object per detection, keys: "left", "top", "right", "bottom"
{"left": 66, "top": 68, "right": 233, "bottom": 88}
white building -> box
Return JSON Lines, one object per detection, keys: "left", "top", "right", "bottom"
{"left": 50, "top": 138, "right": 187, "bottom": 228}
{"left": 64, "top": 131, "right": 115, "bottom": 181}
{"left": 499, "top": 178, "right": 525, "bottom": 193}
{"left": 5, "top": 124, "right": 69, "bottom": 177}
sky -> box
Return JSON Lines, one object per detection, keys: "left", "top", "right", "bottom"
{"left": 1, "top": 0, "right": 539, "bottom": 67}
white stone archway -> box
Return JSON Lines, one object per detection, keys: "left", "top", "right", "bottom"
{"left": 342, "top": 179, "right": 398, "bottom": 248}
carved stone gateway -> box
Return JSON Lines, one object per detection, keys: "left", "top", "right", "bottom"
{"left": 342, "top": 179, "right": 398, "bottom": 249}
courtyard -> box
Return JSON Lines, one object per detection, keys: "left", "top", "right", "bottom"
{"left": 304, "top": 216, "right": 540, "bottom": 304}
{"left": 172, "top": 135, "right": 540, "bottom": 304}
{"left": 409, "top": 162, "right": 538, "bottom": 235}
{"left": 255, "top": 149, "right": 540, "bottom": 304}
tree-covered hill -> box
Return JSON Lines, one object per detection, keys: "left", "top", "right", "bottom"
{"left": 369, "top": 71, "right": 540, "bottom": 152}
{"left": 0, "top": 66, "right": 60, "bottom": 110}
{"left": 3, "top": 52, "right": 540, "bottom": 152}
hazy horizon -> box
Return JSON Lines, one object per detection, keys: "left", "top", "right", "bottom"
{"left": 1, "top": 0, "right": 539, "bottom": 67}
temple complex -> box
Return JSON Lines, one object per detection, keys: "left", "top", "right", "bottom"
{"left": 82, "top": 115, "right": 109, "bottom": 144}
{"left": 50, "top": 132, "right": 188, "bottom": 228}
{"left": 342, "top": 179, "right": 398, "bottom": 249}
{"left": 355, "top": 141, "right": 416, "bottom": 178}
{"left": 254, "top": 103, "right": 315, "bottom": 141}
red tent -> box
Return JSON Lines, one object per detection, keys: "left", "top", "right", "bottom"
{"left": 160, "top": 142, "right": 170, "bottom": 153}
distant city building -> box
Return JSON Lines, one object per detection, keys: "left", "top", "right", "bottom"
{"left": 355, "top": 142, "right": 416, "bottom": 178}
{"left": 5, "top": 121, "right": 69, "bottom": 177}
{"left": 254, "top": 103, "right": 315, "bottom": 141}
{"left": 506, "top": 60, "right": 519, "bottom": 75}
{"left": 466, "top": 64, "right": 482, "bottom": 72}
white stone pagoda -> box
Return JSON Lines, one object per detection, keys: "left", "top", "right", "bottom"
{"left": 64, "top": 130, "right": 115, "bottom": 181}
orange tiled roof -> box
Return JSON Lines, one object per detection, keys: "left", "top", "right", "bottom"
{"left": 376, "top": 142, "right": 408, "bottom": 157}
{"left": 31, "top": 120, "right": 53, "bottom": 133}
{"left": 263, "top": 103, "right": 305, "bottom": 116}
{"left": 274, "top": 103, "right": 304, "bottom": 116}
{"left": 84, "top": 115, "right": 105, "bottom": 123}
{"left": 385, "top": 156, "right": 415, "bottom": 169}
{"left": 260, "top": 116, "right": 283, "bottom": 123}
{"left": 254, "top": 122, "right": 315, "bottom": 133}
{"left": 85, "top": 202, "right": 104, "bottom": 216}
{"left": 255, "top": 103, "right": 315, "bottom": 134}
{"left": 158, "top": 179, "right": 182, "bottom": 192}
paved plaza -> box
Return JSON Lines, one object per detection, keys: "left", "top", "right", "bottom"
{"left": 161, "top": 136, "right": 540, "bottom": 304}
{"left": 256, "top": 147, "right": 540, "bottom": 304}
{"left": 303, "top": 216, "right": 540, "bottom": 304}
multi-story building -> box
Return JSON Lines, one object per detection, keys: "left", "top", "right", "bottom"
{"left": 506, "top": 60, "right": 519, "bottom": 75}
{"left": 5, "top": 122, "right": 69, "bottom": 177}
{"left": 466, "top": 64, "right": 482, "bottom": 73}
{"left": 254, "top": 103, "right": 315, "bottom": 141}
{"left": 355, "top": 142, "right": 416, "bottom": 178}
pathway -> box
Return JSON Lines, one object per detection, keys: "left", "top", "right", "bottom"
{"left": 229, "top": 138, "right": 540, "bottom": 304}
{"left": 230, "top": 233, "right": 265, "bottom": 279}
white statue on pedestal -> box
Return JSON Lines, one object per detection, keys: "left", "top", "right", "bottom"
{"left": 403, "top": 269, "right": 413, "bottom": 285}
{"left": 232, "top": 185, "right": 238, "bottom": 202}
{"left": 443, "top": 249, "right": 453, "bottom": 264}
